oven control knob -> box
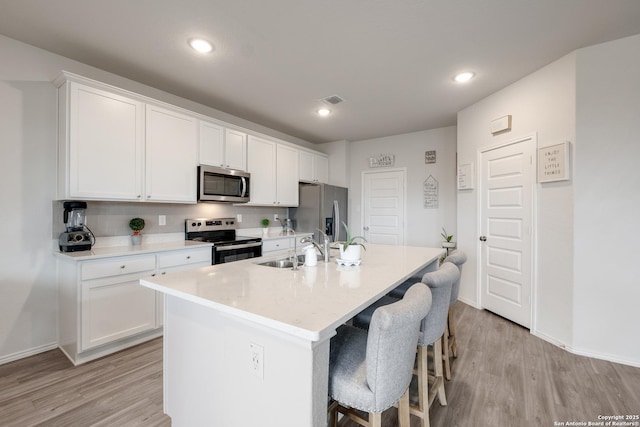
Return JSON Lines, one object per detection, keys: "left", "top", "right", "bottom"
{"left": 191, "top": 222, "right": 197, "bottom": 227}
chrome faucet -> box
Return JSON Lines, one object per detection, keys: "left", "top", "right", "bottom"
{"left": 283, "top": 224, "right": 298, "bottom": 271}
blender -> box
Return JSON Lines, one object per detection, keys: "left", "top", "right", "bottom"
{"left": 58, "top": 201, "right": 95, "bottom": 252}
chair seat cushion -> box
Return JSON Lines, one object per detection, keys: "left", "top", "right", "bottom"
{"left": 388, "top": 279, "right": 416, "bottom": 298}
{"left": 352, "top": 296, "right": 399, "bottom": 330}
{"left": 329, "top": 325, "right": 376, "bottom": 412}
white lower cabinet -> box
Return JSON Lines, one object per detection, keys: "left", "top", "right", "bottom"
{"left": 57, "top": 246, "right": 211, "bottom": 365}
{"left": 81, "top": 271, "right": 157, "bottom": 351}
{"left": 261, "top": 234, "right": 313, "bottom": 255}
{"left": 154, "top": 248, "right": 211, "bottom": 326}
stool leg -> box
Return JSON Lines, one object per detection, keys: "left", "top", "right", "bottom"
{"left": 433, "top": 337, "right": 447, "bottom": 406}
{"left": 442, "top": 324, "right": 451, "bottom": 380}
{"left": 328, "top": 400, "right": 338, "bottom": 427}
{"left": 448, "top": 306, "right": 458, "bottom": 358}
{"left": 370, "top": 411, "right": 382, "bottom": 427}
{"left": 398, "top": 389, "right": 410, "bottom": 427}
{"left": 416, "top": 346, "right": 430, "bottom": 427}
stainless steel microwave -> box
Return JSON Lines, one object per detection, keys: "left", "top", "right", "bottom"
{"left": 198, "top": 165, "right": 250, "bottom": 203}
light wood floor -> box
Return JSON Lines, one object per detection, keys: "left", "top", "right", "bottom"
{"left": 1, "top": 302, "right": 639, "bottom": 426}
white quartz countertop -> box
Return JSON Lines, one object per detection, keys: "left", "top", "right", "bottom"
{"left": 140, "top": 244, "right": 444, "bottom": 341}
{"left": 236, "top": 228, "right": 313, "bottom": 240}
{"left": 55, "top": 240, "right": 213, "bottom": 261}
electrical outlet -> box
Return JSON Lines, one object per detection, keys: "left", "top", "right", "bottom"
{"left": 236, "top": 213, "right": 242, "bottom": 223}
{"left": 273, "top": 214, "right": 279, "bottom": 221}
{"left": 249, "top": 342, "right": 264, "bottom": 379}
{"left": 158, "top": 215, "right": 166, "bottom": 226}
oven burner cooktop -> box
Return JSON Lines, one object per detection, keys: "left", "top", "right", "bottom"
{"left": 185, "top": 218, "right": 261, "bottom": 246}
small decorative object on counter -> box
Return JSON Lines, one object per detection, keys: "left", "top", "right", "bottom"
{"left": 129, "top": 217, "right": 145, "bottom": 245}
{"left": 261, "top": 218, "right": 270, "bottom": 236}
{"left": 338, "top": 222, "right": 367, "bottom": 262}
{"left": 304, "top": 244, "right": 318, "bottom": 267}
{"left": 441, "top": 227, "right": 456, "bottom": 248}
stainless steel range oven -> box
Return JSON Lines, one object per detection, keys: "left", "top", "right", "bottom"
{"left": 185, "top": 218, "right": 262, "bottom": 264}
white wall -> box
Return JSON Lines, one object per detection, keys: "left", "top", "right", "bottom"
{"left": 457, "top": 53, "right": 577, "bottom": 347}
{"left": 0, "top": 34, "right": 311, "bottom": 363}
{"left": 348, "top": 127, "right": 457, "bottom": 247}
{"left": 573, "top": 34, "right": 640, "bottom": 366}
{"left": 458, "top": 33, "right": 640, "bottom": 367}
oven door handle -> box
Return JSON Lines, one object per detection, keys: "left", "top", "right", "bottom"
{"left": 215, "top": 241, "right": 262, "bottom": 251}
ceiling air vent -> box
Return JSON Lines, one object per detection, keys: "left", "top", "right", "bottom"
{"left": 322, "top": 95, "right": 345, "bottom": 105}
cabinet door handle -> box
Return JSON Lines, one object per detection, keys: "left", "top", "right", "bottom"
{"left": 120, "top": 265, "right": 126, "bottom": 269}
{"left": 151, "top": 273, "right": 156, "bottom": 277}
{"left": 161, "top": 271, "right": 166, "bottom": 275}
{"left": 137, "top": 195, "right": 141, "bottom": 199}
{"left": 186, "top": 256, "right": 191, "bottom": 260}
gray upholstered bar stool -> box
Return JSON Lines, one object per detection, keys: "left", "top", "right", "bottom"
{"left": 353, "top": 262, "right": 459, "bottom": 427}
{"left": 328, "top": 283, "right": 432, "bottom": 427}
{"left": 441, "top": 250, "right": 467, "bottom": 380}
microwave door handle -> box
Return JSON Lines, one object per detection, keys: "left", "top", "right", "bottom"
{"left": 240, "top": 177, "right": 247, "bottom": 198}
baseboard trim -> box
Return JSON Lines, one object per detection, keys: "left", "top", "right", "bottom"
{"left": 0, "top": 342, "right": 58, "bottom": 366}
{"left": 457, "top": 296, "right": 481, "bottom": 309}
{"left": 532, "top": 330, "right": 640, "bottom": 368}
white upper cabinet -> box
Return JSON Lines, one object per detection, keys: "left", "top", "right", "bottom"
{"left": 276, "top": 144, "right": 300, "bottom": 206}
{"left": 60, "top": 81, "right": 144, "bottom": 200}
{"left": 145, "top": 104, "right": 198, "bottom": 203}
{"left": 57, "top": 73, "right": 198, "bottom": 203}
{"left": 199, "top": 122, "right": 247, "bottom": 171}
{"left": 224, "top": 129, "right": 247, "bottom": 171}
{"left": 299, "top": 150, "right": 329, "bottom": 184}
{"left": 247, "top": 135, "right": 277, "bottom": 205}
{"left": 199, "top": 121, "right": 224, "bottom": 167}
{"left": 246, "top": 136, "right": 299, "bottom": 206}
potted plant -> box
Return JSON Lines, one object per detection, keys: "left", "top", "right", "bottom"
{"left": 261, "top": 218, "right": 270, "bottom": 236}
{"left": 338, "top": 222, "right": 367, "bottom": 261}
{"left": 129, "top": 217, "right": 145, "bottom": 245}
{"left": 441, "top": 227, "right": 456, "bottom": 249}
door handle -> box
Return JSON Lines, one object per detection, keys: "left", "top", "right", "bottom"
{"left": 479, "top": 236, "right": 487, "bottom": 241}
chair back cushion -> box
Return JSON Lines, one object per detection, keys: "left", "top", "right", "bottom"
{"left": 443, "top": 250, "right": 467, "bottom": 304}
{"left": 366, "top": 283, "right": 432, "bottom": 410}
{"left": 420, "top": 262, "right": 459, "bottom": 345}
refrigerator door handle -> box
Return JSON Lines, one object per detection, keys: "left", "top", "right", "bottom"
{"left": 333, "top": 200, "right": 340, "bottom": 241}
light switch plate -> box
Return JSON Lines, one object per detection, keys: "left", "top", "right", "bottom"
{"left": 158, "top": 215, "right": 166, "bottom": 226}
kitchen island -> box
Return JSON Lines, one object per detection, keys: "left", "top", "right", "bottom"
{"left": 140, "top": 243, "right": 443, "bottom": 427}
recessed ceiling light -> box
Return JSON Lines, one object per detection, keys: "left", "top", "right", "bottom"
{"left": 189, "top": 38, "right": 214, "bottom": 54}
{"left": 316, "top": 108, "right": 331, "bottom": 117}
{"left": 453, "top": 71, "right": 475, "bottom": 83}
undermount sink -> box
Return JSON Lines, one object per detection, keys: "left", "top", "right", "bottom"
{"left": 257, "top": 254, "right": 322, "bottom": 268}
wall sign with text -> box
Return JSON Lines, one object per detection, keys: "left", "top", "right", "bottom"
{"left": 538, "top": 141, "right": 571, "bottom": 183}
{"left": 457, "top": 163, "right": 474, "bottom": 190}
{"left": 369, "top": 154, "right": 395, "bottom": 168}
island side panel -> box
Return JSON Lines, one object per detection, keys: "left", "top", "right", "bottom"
{"left": 164, "top": 295, "right": 331, "bottom": 427}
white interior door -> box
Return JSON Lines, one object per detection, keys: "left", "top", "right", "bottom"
{"left": 480, "top": 135, "right": 535, "bottom": 328}
{"left": 362, "top": 169, "right": 406, "bottom": 245}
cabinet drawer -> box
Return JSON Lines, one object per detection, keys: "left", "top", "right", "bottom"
{"left": 262, "top": 238, "right": 293, "bottom": 253}
{"left": 81, "top": 255, "right": 156, "bottom": 280}
{"left": 157, "top": 248, "right": 211, "bottom": 269}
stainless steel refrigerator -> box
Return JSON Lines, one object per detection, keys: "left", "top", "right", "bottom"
{"left": 289, "top": 183, "right": 348, "bottom": 243}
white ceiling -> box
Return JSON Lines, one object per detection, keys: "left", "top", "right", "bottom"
{"left": 2, "top": 1, "right": 640, "bottom": 144}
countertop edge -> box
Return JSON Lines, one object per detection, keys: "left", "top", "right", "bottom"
{"left": 54, "top": 240, "right": 213, "bottom": 261}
